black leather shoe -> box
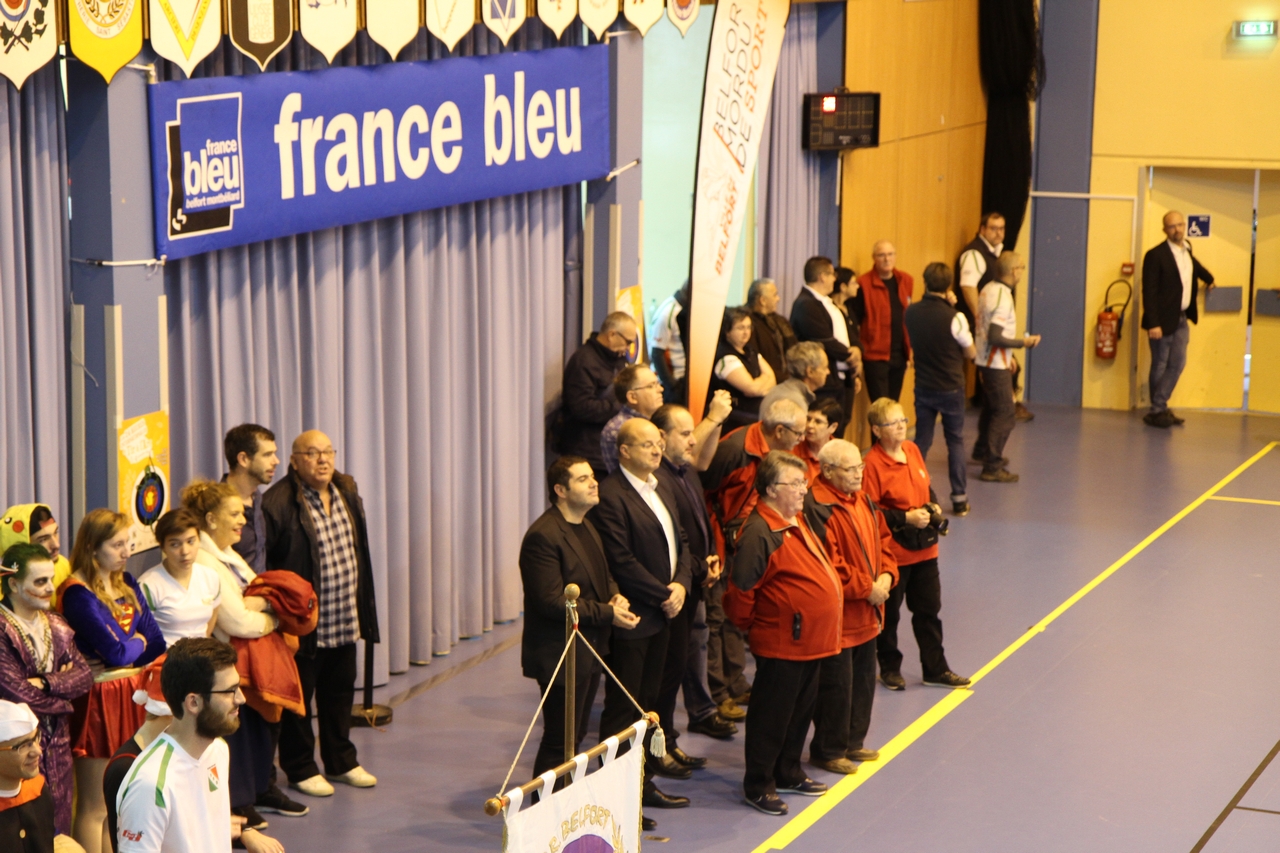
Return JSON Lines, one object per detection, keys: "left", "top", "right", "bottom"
{"left": 651, "top": 753, "right": 692, "bottom": 779}
{"left": 670, "top": 747, "right": 708, "bottom": 769}
{"left": 642, "top": 816, "right": 657, "bottom": 831}
{"left": 643, "top": 787, "right": 691, "bottom": 809}
{"left": 776, "top": 777, "right": 827, "bottom": 797}
{"left": 879, "top": 670, "right": 906, "bottom": 691}
{"left": 923, "top": 670, "right": 972, "bottom": 688}
{"left": 745, "top": 793, "right": 788, "bottom": 815}
{"left": 687, "top": 713, "right": 737, "bottom": 739}
{"left": 1167, "top": 409, "right": 1186, "bottom": 425}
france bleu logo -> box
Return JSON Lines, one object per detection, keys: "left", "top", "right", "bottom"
{"left": 164, "top": 92, "right": 245, "bottom": 240}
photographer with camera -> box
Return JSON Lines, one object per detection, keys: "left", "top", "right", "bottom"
{"left": 862, "top": 398, "right": 970, "bottom": 691}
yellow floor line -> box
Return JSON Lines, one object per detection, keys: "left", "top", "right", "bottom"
{"left": 1207, "top": 495, "right": 1280, "bottom": 507}
{"left": 750, "top": 440, "right": 1278, "bottom": 853}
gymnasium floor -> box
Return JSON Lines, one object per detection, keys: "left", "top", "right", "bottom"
{"left": 261, "top": 406, "right": 1280, "bottom": 853}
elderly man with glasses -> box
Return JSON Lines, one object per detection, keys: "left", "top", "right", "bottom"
{"left": 263, "top": 431, "right": 379, "bottom": 799}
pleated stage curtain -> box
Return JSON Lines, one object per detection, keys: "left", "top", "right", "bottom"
{"left": 0, "top": 65, "right": 69, "bottom": 522}
{"left": 759, "top": 4, "right": 820, "bottom": 310}
{"left": 159, "top": 27, "right": 567, "bottom": 679}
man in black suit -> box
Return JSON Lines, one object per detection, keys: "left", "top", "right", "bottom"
{"left": 591, "top": 419, "right": 694, "bottom": 816}
{"left": 1142, "top": 210, "right": 1214, "bottom": 428}
{"left": 791, "top": 256, "right": 861, "bottom": 411}
{"left": 519, "top": 456, "right": 640, "bottom": 783}
{"left": 560, "top": 312, "right": 639, "bottom": 479}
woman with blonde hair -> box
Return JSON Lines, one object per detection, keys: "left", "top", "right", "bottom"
{"left": 57, "top": 508, "right": 165, "bottom": 853}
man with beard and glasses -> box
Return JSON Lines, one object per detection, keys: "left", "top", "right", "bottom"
{"left": 116, "top": 639, "right": 284, "bottom": 853}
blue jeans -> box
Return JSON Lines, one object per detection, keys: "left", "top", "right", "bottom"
{"left": 913, "top": 387, "right": 967, "bottom": 501}
{"left": 1148, "top": 316, "right": 1189, "bottom": 413}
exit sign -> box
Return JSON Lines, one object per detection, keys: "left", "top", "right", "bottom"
{"left": 1235, "top": 20, "right": 1276, "bottom": 37}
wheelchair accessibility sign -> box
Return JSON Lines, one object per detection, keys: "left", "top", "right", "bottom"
{"left": 1187, "top": 215, "right": 1211, "bottom": 237}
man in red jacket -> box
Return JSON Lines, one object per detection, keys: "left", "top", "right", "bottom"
{"left": 853, "top": 242, "right": 914, "bottom": 402}
{"left": 725, "top": 452, "right": 844, "bottom": 816}
{"left": 804, "top": 440, "right": 897, "bottom": 775}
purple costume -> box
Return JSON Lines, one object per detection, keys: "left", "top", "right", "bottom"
{"left": 0, "top": 608, "right": 93, "bottom": 835}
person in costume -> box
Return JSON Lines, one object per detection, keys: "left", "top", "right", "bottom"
{"left": 0, "top": 699, "right": 57, "bottom": 853}
{"left": 58, "top": 510, "right": 165, "bottom": 853}
{"left": 1, "top": 505, "right": 73, "bottom": 609}
{"left": 0, "top": 544, "right": 92, "bottom": 835}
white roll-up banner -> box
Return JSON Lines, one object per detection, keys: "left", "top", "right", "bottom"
{"left": 686, "top": 0, "right": 791, "bottom": 421}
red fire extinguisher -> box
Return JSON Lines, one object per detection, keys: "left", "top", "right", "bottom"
{"left": 1095, "top": 280, "right": 1132, "bottom": 359}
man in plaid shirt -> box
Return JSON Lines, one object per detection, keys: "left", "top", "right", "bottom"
{"left": 263, "top": 430, "right": 380, "bottom": 798}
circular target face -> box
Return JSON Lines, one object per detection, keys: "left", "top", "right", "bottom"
{"left": 134, "top": 469, "right": 167, "bottom": 526}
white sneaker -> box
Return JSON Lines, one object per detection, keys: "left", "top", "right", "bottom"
{"left": 328, "top": 766, "right": 377, "bottom": 788}
{"left": 290, "top": 775, "right": 335, "bottom": 797}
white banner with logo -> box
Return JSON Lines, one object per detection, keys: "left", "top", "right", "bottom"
{"left": 502, "top": 722, "right": 644, "bottom": 853}
{"left": 686, "top": 0, "right": 790, "bottom": 419}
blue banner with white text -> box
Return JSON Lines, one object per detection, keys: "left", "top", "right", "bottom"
{"left": 148, "top": 46, "right": 610, "bottom": 260}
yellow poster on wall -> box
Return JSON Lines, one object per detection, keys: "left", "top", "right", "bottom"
{"left": 68, "top": 0, "right": 143, "bottom": 83}
{"left": 117, "top": 411, "right": 170, "bottom": 553}
{"left": 616, "top": 285, "right": 645, "bottom": 363}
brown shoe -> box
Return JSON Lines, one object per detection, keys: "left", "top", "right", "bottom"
{"left": 979, "top": 468, "right": 1020, "bottom": 483}
{"left": 810, "top": 757, "right": 858, "bottom": 775}
{"left": 1015, "top": 402, "right": 1035, "bottom": 421}
{"left": 717, "top": 698, "right": 747, "bottom": 721}
{"left": 847, "top": 749, "right": 880, "bottom": 762}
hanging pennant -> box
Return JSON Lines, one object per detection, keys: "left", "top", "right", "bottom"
{"left": 480, "top": 0, "right": 523, "bottom": 45}
{"left": 623, "top": 0, "right": 659, "bottom": 36}
{"left": 148, "top": 0, "right": 221, "bottom": 78}
{"left": 665, "top": 0, "right": 695, "bottom": 37}
{"left": 365, "top": 0, "right": 419, "bottom": 59}
{"left": 299, "top": 0, "right": 357, "bottom": 63}
{"left": 536, "top": 0, "right": 574, "bottom": 39}
{"left": 68, "top": 0, "right": 143, "bottom": 83}
{"left": 0, "top": 0, "right": 58, "bottom": 89}
{"left": 425, "top": 0, "right": 473, "bottom": 51}
{"left": 228, "top": 0, "right": 293, "bottom": 70}
{"left": 577, "top": 0, "right": 615, "bottom": 40}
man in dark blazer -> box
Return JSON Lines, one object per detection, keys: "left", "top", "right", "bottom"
{"left": 591, "top": 418, "right": 694, "bottom": 817}
{"left": 519, "top": 456, "right": 639, "bottom": 782}
{"left": 1142, "top": 210, "right": 1214, "bottom": 428}
{"left": 791, "top": 256, "right": 861, "bottom": 409}
{"left": 560, "top": 312, "right": 638, "bottom": 478}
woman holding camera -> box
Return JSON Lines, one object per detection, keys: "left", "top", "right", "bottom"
{"left": 861, "top": 398, "right": 969, "bottom": 691}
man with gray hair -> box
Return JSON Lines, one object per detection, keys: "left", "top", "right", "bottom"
{"left": 759, "top": 341, "right": 828, "bottom": 416}
{"left": 746, "top": 278, "right": 799, "bottom": 380}
{"left": 561, "top": 312, "right": 640, "bottom": 480}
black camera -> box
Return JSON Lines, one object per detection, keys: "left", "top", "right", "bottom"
{"left": 928, "top": 505, "right": 949, "bottom": 536}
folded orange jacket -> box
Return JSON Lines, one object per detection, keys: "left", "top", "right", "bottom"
{"left": 232, "top": 571, "right": 317, "bottom": 722}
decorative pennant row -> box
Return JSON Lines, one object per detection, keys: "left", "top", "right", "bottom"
{"left": 425, "top": 0, "right": 474, "bottom": 51}
{"left": 577, "top": 0, "right": 615, "bottom": 39}
{"left": 623, "top": 0, "right": 660, "bottom": 36}
{"left": 0, "top": 0, "right": 59, "bottom": 89}
{"left": 68, "top": 0, "right": 143, "bottom": 83}
{"left": 299, "top": 0, "right": 356, "bottom": 63}
{"left": 148, "top": 0, "right": 221, "bottom": 78}
{"left": 228, "top": 0, "right": 293, "bottom": 71}
{"left": 537, "top": 0, "right": 574, "bottom": 39}
{"left": 667, "top": 0, "right": 696, "bottom": 36}
{"left": 365, "top": 0, "right": 418, "bottom": 59}
{"left": 481, "top": 0, "right": 525, "bottom": 46}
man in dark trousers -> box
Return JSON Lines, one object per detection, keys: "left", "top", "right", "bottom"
{"left": 746, "top": 278, "right": 800, "bottom": 381}
{"left": 263, "top": 430, "right": 379, "bottom": 799}
{"left": 853, "top": 242, "right": 914, "bottom": 402}
{"left": 791, "top": 257, "right": 861, "bottom": 410}
{"left": 1142, "top": 210, "right": 1214, "bottom": 428}
{"left": 591, "top": 419, "right": 693, "bottom": 820}
{"left": 904, "top": 263, "right": 977, "bottom": 516}
{"left": 518, "top": 456, "right": 639, "bottom": 784}
{"left": 560, "top": 312, "right": 639, "bottom": 479}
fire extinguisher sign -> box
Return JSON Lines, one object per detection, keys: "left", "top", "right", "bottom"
{"left": 1187, "top": 215, "right": 1211, "bottom": 237}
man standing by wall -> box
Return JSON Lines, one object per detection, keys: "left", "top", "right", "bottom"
{"left": 1142, "top": 210, "right": 1214, "bottom": 428}
{"left": 223, "top": 425, "right": 280, "bottom": 574}
{"left": 791, "top": 257, "right": 860, "bottom": 410}
{"left": 561, "top": 312, "right": 639, "bottom": 479}
{"left": 747, "top": 278, "right": 800, "bottom": 382}
{"left": 854, "top": 243, "right": 914, "bottom": 402}
{"left": 263, "top": 431, "right": 378, "bottom": 798}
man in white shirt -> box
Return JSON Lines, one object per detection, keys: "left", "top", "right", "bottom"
{"left": 139, "top": 514, "right": 223, "bottom": 646}
{"left": 117, "top": 637, "right": 284, "bottom": 853}
{"left": 974, "top": 253, "right": 1041, "bottom": 483}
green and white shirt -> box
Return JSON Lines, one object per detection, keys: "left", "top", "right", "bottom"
{"left": 116, "top": 733, "right": 231, "bottom": 853}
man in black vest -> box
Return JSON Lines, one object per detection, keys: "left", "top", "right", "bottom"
{"left": 954, "top": 212, "right": 1004, "bottom": 327}
{"left": 519, "top": 456, "right": 640, "bottom": 783}
{"left": 904, "top": 263, "right": 977, "bottom": 516}
{"left": 1141, "top": 210, "right": 1214, "bottom": 428}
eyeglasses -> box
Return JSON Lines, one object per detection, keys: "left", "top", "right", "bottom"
{"left": 205, "top": 684, "right": 243, "bottom": 698}
{"left": 829, "top": 463, "right": 865, "bottom": 474}
{"left": 778, "top": 424, "right": 805, "bottom": 438}
{"left": 625, "top": 440, "right": 666, "bottom": 452}
{"left": 878, "top": 418, "right": 908, "bottom": 428}
{"left": 294, "top": 448, "right": 337, "bottom": 461}
{"left": 774, "top": 479, "right": 808, "bottom": 492}
{"left": 632, "top": 381, "right": 663, "bottom": 393}
{"left": 0, "top": 733, "right": 40, "bottom": 753}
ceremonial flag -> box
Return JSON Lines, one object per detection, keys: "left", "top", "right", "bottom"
{"left": 623, "top": 0, "right": 660, "bottom": 37}
{"left": 0, "top": 0, "right": 58, "bottom": 89}
{"left": 665, "top": 0, "right": 695, "bottom": 37}
{"left": 481, "top": 0, "right": 524, "bottom": 46}
{"left": 68, "top": 0, "right": 143, "bottom": 83}
{"left": 536, "top": 0, "right": 574, "bottom": 39}
{"left": 148, "top": 0, "right": 221, "bottom": 78}
{"left": 365, "top": 0, "right": 419, "bottom": 59}
{"left": 686, "top": 0, "right": 789, "bottom": 419}
{"left": 577, "top": 0, "right": 614, "bottom": 39}
{"left": 299, "top": 0, "right": 357, "bottom": 63}
{"left": 425, "top": 0, "right": 474, "bottom": 51}
{"left": 228, "top": 0, "right": 293, "bottom": 70}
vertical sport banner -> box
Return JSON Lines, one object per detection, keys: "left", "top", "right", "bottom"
{"left": 685, "top": 0, "right": 790, "bottom": 420}
{"left": 117, "top": 411, "right": 170, "bottom": 553}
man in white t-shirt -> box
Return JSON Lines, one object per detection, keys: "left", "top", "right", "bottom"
{"left": 117, "top": 638, "right": 284, "bottom": 853}
{"left": 973, "top": 252, "right": 1041, "bottom": 483}
{"left": 140, "top": 514, "right": 223, "bottom": 646}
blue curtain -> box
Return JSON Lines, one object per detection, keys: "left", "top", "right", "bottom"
{"left": 159, "top": 27, "right": 568, "bottom": 679}
{"left": 0, "top": 65, "right": 69, "bottom": 522}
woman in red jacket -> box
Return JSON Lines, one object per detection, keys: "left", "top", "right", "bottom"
{"left": 861, "top": 398, "right": 970, "bottom": 691}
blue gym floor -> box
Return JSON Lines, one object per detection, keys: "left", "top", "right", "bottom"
{"left": 259, "top": 406, "right": 1280, "bottom": 853}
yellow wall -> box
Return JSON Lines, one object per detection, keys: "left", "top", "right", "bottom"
{"left": 840, "top": 0, "right": 986, "bottom": 439}
{"left": 1083, "top": 0, "right": 1280, "bottom": 409}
